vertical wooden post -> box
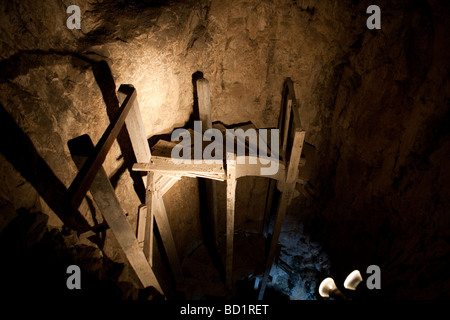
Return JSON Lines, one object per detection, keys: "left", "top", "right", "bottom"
{"left": 196, "top": 78, "right": 219, "bottom": 245}
{"left": 118, "top": 85, "right": 183, "bottom": 288}
{"left": 196, "top": 79, "right": 212, "bottom": 129}
{"left": 226, "top": 155, "right": 237, "bottom": 293}
{"left": 258, "top": 128, "right": 305, "bottom": 300}
{"left": 257, "top": 183, "right": 294, "bottom": 300}
{"left": 144, "top": 172, "right": 155, "bottom": 266}
{"left": 137, "top": 205, "right": 147, "bottom": 250}
{"left": 262, "top": 179, "right": 276, "bottom": 237}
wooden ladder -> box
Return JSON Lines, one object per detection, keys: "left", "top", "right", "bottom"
{"left": 66, "top": 84, "right": 184, "bottom": 297}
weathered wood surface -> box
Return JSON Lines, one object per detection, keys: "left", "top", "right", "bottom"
{"left": 225, "top": 157, "right": 237, "bottom": 293}
{"left": 70, "top": 135, "right": 163, "bottom": 294}
{"left": 67, "top": 87, "right": 137, "bottom": 209}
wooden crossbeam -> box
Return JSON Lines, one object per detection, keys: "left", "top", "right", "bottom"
{"left": 134, "top": 156, "right": 286, "bottom": 181}
{"left": 133, "top": 157, "right": 226, "bottom": 181}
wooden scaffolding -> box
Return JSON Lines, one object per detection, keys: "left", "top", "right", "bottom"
{"left": 66, "top": 77, "right": 309, "bottom": 299}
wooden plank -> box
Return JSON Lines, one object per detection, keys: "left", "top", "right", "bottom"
{"left": 155, "top": 173, "right": 179, "bottom": 186}
{"left": 69, "top": 135, "right": 163, "bottom": 294}
{"left": 258, "top": 78, "right": 305, "bottom": 299}
{"left": 135, "top": 156, "right": 285, "bottom": 181}
{"left": 117, "top": 85, "right": 151, "bottom": 164}
{"left": 225, "top": 157, "right": 237, "bottom": 293}
{"left": 281, "top": 99, "right": 292, "bottom": 156}
{"left": 285, "top": 79, "right": 303, "bottom": 131}
{"left": 133, "top": 157, "right": 226, "bottom": 180}
{"left": 196, "top": 78, "right": 219, "bottom": 245}
{"left": 118, "top": 85, "right": 181, "bottom": 280}
{"left": 258, "top": 182, "right": 294, "bottom": 300}
{"left": 262, "top": 179, "right": 276, "bottom": 237}
{"left": 137, "top": 205, "right": 147, "bottom": 250}
{"left": 196, "top": 78, "right": 212, "bottom": 130}
{"left": 286, "top": 129, "right": 305, "bottom": 184}
{"left": 256, "top": 127, "right": 276, "bottom": 159}
{"left": 67, "top": 88, "right": 137, "bottom": 209}
{"left": 258, "top": 128, "right": 305, "bottom": 300}
{"left": 144, "top": 172, "right": 155, "bottom": 266}
{"left": 153, "top": 195, "right": 184, "bottom": 285}
{"left": 158, "top": 176, "right": 180, "bottom": 198}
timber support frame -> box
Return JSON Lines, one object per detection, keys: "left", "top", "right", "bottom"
{"left": 64, "top": 77, "right": 305, "bottom": 300}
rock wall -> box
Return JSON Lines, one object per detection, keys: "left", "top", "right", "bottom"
{"left": 0, "top": 0, "right": 449, "bottom": 299}
{"left": 317, "top": 0, "right": 450, "bottom": 299}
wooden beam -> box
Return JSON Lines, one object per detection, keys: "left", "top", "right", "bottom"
{"left": 258, "top": 78, "right": 306, "bottom": 300}
{"left": 196, "top": 79, "right": 212, "bottom": 130}
{"left": 196, "top": 78, "right": 219, "bottom": 245}
{"left": 262, "top": 179, "right": 276, "bottom": 237}
{"left": 258, "top": 183, "right": 295, "bottom": 300}
{"left": 258, "top": 128, "right": 305, "bottom": 300}
{"left": 133, "top": 157, "right": 226, "bottom": 181}
{"left": 118, "top": 85, "right": 182, "bottom": 286}
{"left": 144, "top": 172, "right": 155, "bottom": 266}
{"left": 117, "top": 85, "right": 151, "bottom": 164}
{"left": 156, "top": 175, "right": 181, "bottom": 198}
{"left": 285, "top": 79, "right": 303, "bottom": 132}
{"left": 281, "top": 99, "right": 292, "bottom": 157}
{"left": 286, "top": 129, "right": 305, "bottom": 184}
{"left": 225, "top": 157, "right": 237, "bottom": 293}
{"left": 134, "top": 156, "right": 286, "bottom": 181}
{"left": 69, "top": 135, "right": 163, "bottom": 294}
{"left": 152, "top": 194, "right": 184, "bottom": 285}
{"left": 142, "top": 171, "right": 183, "bottom": 282}
{"left": 67, "top": 88, "right": 137, "bottom": 209}
{"left": 137, "top": 205, "right": 147, "bottom": 250}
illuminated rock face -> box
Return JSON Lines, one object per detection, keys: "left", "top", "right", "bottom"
{"left": 0, "top": 0, "right": 449, "bottom": 299}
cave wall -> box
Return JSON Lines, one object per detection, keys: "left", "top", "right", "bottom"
{"left": 0, "top": 0, "right": 449, "bottom": 299}
{"left": 318, "top": 0, "right": 450, "bottom": 299}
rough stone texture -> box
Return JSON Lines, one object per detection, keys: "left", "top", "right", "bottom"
{"left": 0, "top": 0, "right": 449, "bottom": 299}
{"left": 317, "top": 0, "right": 450, "bottom": 299}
